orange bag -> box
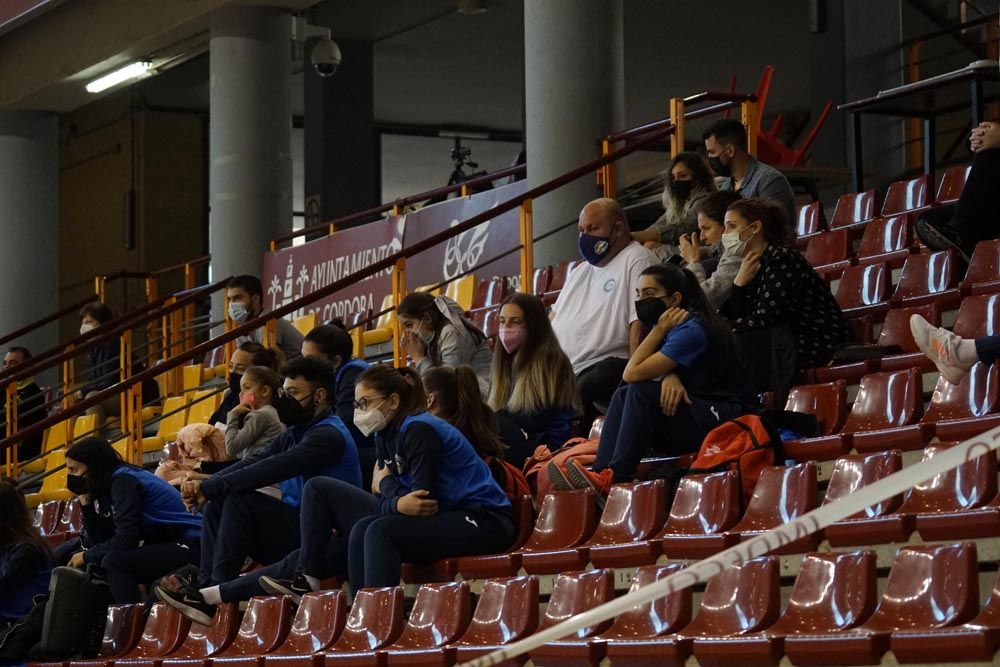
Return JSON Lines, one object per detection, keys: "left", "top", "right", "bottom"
{"left": 485, "top": 456, "right": 531, "bottom": 502}
{"left": 692, "top": 415, "right": 783, "bottom": 501}
{"left": 521, "top": 438, "right": 599, "bottom": 504}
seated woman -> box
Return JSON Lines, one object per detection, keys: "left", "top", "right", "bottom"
{"left": 488, "top": 293, "right": 580, "bottom": 466}
{"left": 208, "top": 343, "right": 283, "bottom": 427}
{"left": 64, "top": 437, "right": 201, "bottom": 603}
{"left": 397, "top": 292, "right": 493, "bottom": 396}
{"left": 424, "top": 365, "right": 507, "bottom": 461}
{"left": 556, "top": 264, "right": 756, "bottom": 497}
{"left": 259, "top": 364, "right": 514, "bottom": 599}
{"left": 631, "top": 151, "right": 716, "bottom": 259}
{"left": 720, "top": 197, "right": 853, "bottom": 370}
{"left": 677, "top": 190, "right": 743, "bottom": 308}
{"left": 0, "top": 482, "right": 53, "bottom": 626}
{"left": 225, "top": 365, "right": 285, "bottom": 460}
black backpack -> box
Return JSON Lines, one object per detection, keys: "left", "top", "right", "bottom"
{"left": 31, "top": 566, "right": 111, "bottom": 661}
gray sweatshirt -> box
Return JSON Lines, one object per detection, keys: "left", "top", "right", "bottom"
{"left": 225, "top": 404, "right": 285, "bottom": 460}
{"left": 687, "top": 244, "right": 743, "bottom": 309}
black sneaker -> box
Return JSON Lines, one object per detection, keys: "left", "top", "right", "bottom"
{"left": 259, "top": 573, "right": 314, "bottom": 604}
{"left": 155, "top": 583, "right": 216, "bottom": 626}
{"left": 915, "top": 215, "right": 971, "bottom": 263}
{"left": 546, "top": 461, "right": 573, "bottom": 492}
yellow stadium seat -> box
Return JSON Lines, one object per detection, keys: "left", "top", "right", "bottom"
{"left": 187, "top": 389, "right": 222, "bottom": 425}
{"left": 362, "top": 294, "right": 395, "bottom": 347}
{"left": 415, "top": 284, "right": 442, "bottom": 296}
{"left": 183, "top": 365, "right": 203, "bottom": 395}
{"left": 72, "top": 414, "right": 98, "bottom": 441}
{"left": 445, "top": 274, "right": 477, "bottom": 312}
{"left": 24, "top": 420, "right": 74, "bottom": 508}
{"left": 111, "top": 437, "right": 131, "bottom": 460}
{"left": 141, "top": 396, "right": 188, "bottom": 453}
{"left": 19, "top": 420, "right": 70, "bottom": 475}
{"left": 292, "top": 313, "right": 317, "bottom": 336}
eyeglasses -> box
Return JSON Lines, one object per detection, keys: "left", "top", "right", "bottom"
{"left": 279, "top": 388, "right": 316, "bottom": 401}
{"left": 354, "top": 395, "right": 386, "bottom": 412}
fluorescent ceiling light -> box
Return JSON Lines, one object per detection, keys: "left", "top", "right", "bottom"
{"left": 85, "top": 61, "right": 152, "bottom": 93}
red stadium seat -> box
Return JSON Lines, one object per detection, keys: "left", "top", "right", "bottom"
{"left": 34, "top": 500, "right": 65, "bottom": 541}
{"left": 881, "top": 174, "right": 932, "bottom": 216}
{"left": 471, "top": 277, "right": 505, "bottom": 310}
{"left": 835, "top": 263, "right": 891, "bottom": 320}
{"left": 873, "top": 303, "right": 939, "bottom": 372}
{"left": 60, "top": 498, "right": 83, "bottom": 535}
{"left": 822, "top": 451, "right": 904, "bottom": 547}
{"left": 531, "top": 563, "right": 692, "bottom": 667}
{"left": 829, "top": 189, "right": 878, "bottom": 231}
{"left": 954, "top": 293, "right": 1000, "bottom": 338}
{"left": 323, "top": 588, "right": 405, "bottom": 666}
{"left": 111, "top": 603, "right": 191, "bottom": 663}
{"left": 262, "top": 591, "right": 347, "bottom": 667}
{"left": 450, "top": 576, "right": 539, "bottom": 667}
{"left": 795, "top": 201, "right": 827, "bottom": 248}
{"left": 804, "top": 229, "right": 851, "bottom": 280}
{"left": 541, "top": 260, "right": 578, "bottom": 306}
{"left": 149, "top": 603, "right": 240, "bottom": 667}
{"left": 855, "top": 215, "right": 914, "bottom": 268}
{"left": 845, "top": 368, "right": 925, "bottom": 453}
{"left": 920, "top": 362, "right": 1000, "bottom": 442}
{"left": 962, "top": 239, "right": 1000, "bottom": 296}
{"left": 891, "top": 569, "right": 1000, "bottom": 663}
{"left": 935, "top": 164, "right": 970, "bottom": 204}
{"left": 532, "top": 266, "right": 552, "bottom": 294}
{"left": 695, "top": 551, "right": 878, "bottom": 666}
{"left": 730, "top": 462, "right": 819, "bottom": 553}
{"left": 527, "top": 570, "right": 616, "bottom": 666}
{"left": 785, "top": 380, "right": 848, "bottom": 436}
{"left": 890, "top": 250, "right": 961, "bottom": 309}
{"left": 67, "top": 604, "right": 145, "bottom": 667}
{"left": 785, "top": 543, "right": 979, "bottom": 666}
{"left": 208, "top": 596, "right": 294, "bottom": 667}
{"left": 381, "top": 582, "right": 471, "bottom": 666}
{"left": 481, "top": 309, "right": 499, "bottom": 338}
{"left": 657, "top": 471, "right": 742, "bottom": 559}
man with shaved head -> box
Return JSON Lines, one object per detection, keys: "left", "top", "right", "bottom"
{"left": 550, "top": 198, "right": 659, "bottom": 432}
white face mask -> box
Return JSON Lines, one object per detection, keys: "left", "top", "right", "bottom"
{"left": 79, "top": 322, "right": 97, "bottom": 335}
{"left": 228, "top": 301, "right": 249, "bottom": 323}
{"left": 353, "top": 406, "right": 388, "bottom": 437}
{"left": 721, "top": 224, "right": 757, "bottom": 258}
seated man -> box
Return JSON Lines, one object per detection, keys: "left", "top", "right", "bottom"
{"left": 2, "top": 347, "right": 45, "bottom": 461}
{"left": 155, "top": 356, "right": 362, "bottom": 624}
{"left": 227, "top": 275, "right": 304, "bottom": 361}
{"left": 916, "top": 120, "right": 1000, "bottom": 262}
{"left": 550, "top": 198, "right": 659, "bottom": 432}
{"left": 703, "top": 118, "right": 796, "bottom": 226}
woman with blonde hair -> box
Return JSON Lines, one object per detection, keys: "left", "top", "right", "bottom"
{"left": 490, "top": 292, "right": 580, "bottom": 466}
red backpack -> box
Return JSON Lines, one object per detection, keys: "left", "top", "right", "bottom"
{"left": 691, "top": 415, "right": 784, "bottom": 501}
{"left": 485, "top": 456, "right": 531, "bottom": 502}
{"left": 520, "top": 438, "right": 599, "bottom": 505}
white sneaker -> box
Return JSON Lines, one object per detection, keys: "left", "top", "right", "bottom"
{"left": 909, "top": 314, "right": 972, "bottom": 385}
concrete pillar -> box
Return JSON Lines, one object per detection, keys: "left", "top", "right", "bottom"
{"left": 305, "top": 40, "right": 379, "bottom": 223}
{"left": 0, "top": 112, "right": 58, "bottom": 356}
{"left": 524, "top": 0, "right": 624, "bottom": 266}
{"left": 209, "top": 6, "right": 292, "bottom": 306}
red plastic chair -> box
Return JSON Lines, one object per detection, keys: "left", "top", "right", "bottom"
{"left": 481, "top": 308, "right": 499, "bottom": 338}
{"left": 892, "top": 568, "right": 1000, "bottom": 662}
{"left": 795, "top": 202, "right": 827, "bottom": 248}
{"left": 449, "top": 576, "right": 539, "bottom": 667}
{"left": 829, "top": 189, "right": 878, "bottom": 230}
{"left": 784, "top": 380, "right": 849, "bottom": 436}
{"left": 109, "top": 603, "right": 191, "bottom": 664}
{"left": 822, "top": 451, "right": 904, "bottom": 547}
{"left": 380, "top": 582, "right": 471, "bottom": 666}
{"left": 890, "top": 250, "right": 961, "bottom": 308}
{"left": 526, "top": 569, "right": 616, "bottom": 666}
{"left": 532, "top": 266, "right": 552, "bottom": 295}
{"left": 152, "top": 603, "right": 241, "bottom": 667}
{"left": 920, "top": 362, "right": 1000, "bottom": 442}
{"left": 60, "top": 497, "right": 83, "bottom": 535}
{"left": 954, "top": 293, "right": 1000, "bottom": 338}
{"left": 962, "top": 239, "right": 1000, "bottom": 295}
{"left": 532, "top": 563, "right": 692, "bottom": 667}
{"left": 844, "top": 368, "right": 925, "bottom": 453}
{"left": 695, "top": 551, "right": 877, "bottom": 666}
{"left": 835, "top": 262, "right": 891, "bottom": 320}
{"left": 262, "top": 591, "right": 346, "bottom": 667}
{"left": 873, "top": 303, "right": 940, "bottom": 372}
{"left": 936, "top": 164, "right": 970, "bottom": 204}
{"left": 881, "top": 174, "right": 932, "bottom": 216}
{"left": 470, "top": 277, "right": 504, "bottom": 311}
{"left": 728, "top": 463, "right": 819, "bottom": 553}
{"left": 208, "top": 596, "right": 294, "bottom": 667}
{"left": 67, "top": 604, "right": 146, "bottom": 667}
{"left": 656, "top": 471, "right": 742, "bottom": 559}
{"left": 785, "top": 543, "right": 979, "bottom": 666}
{"left": 323, "top": 587, "right": 405, "bottom": 666}
{"left": 804, "top": 229, "right": 851, "bottom": 280}
{"left": 855, "top": 215, "right": 914, "bottom": 268}
{"left": 34, "top": 500, "right": 65, "bottom": 539}
{"left": 541, "top": 260, "right": 579, "bottom": 307}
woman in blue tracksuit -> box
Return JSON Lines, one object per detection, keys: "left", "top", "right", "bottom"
{"left": 0, "top": 482, "right": 52, "bottom": 625}
{"left": 64, "top": 437, "right": 201, "bottom": 603}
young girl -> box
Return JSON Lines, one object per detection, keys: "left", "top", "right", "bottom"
{"left": 489, "top": 293, "right": 580, "bottom": 466}
{"left": 0, "top": 482, "right": 53, "bottom": 625}
{"left": 396, "top": 292, "right": 493, "bottom": 397}
{"left": 225, "top": 365, "right": 285, "bottom": 460}
{"left": 64, "top": 437, "right": 201, "bottom": 603}
{"left": 424, "top": 365, "right": 506, "bottom": 460}
{"left": 557, "top": 264, "right": 756, "bottom": 497}
{"left": 208, "top": 343, "right": 283, "bottom": 427}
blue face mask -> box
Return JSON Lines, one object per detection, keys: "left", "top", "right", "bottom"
{"left": 578, "top": 233, "right": 612, "bottom": 265}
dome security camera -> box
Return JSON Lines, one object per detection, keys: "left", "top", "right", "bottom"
{"left": 311, "top": 38, "right": 342, "bottom": 77}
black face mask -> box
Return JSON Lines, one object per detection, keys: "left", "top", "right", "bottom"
{"left": 228, "top": 372, "right": 243, "bottom": 397}
{"left": 635, "top": 297, "right": 669, "bottom": 329}
{"left": 709, "top": 155, "right": 732, "bottom": 178}
{"left": 66, "top": 473, "right": 89, "bottom": 496}
{"left": 278, "top": 392, "right": 315, "bottom": 427}
{"left": 671, "top": 179, "right": 695, "bottom": 201}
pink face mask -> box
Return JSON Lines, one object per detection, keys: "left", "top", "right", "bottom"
{"left": 239, "top": 391, "right": 257, "bottom": 410}
{"left": 498, "top": 327, "right": 527, "bottom": 354}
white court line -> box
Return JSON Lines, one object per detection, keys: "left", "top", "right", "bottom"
{"left": 458, "top": 426, "right": 1000, "bottom": 666}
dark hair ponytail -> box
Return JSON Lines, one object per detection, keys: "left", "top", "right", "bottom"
{"left": 424, "top": 365, "right": 505, "bottom": 459}
{"left": 357, "top": 364, "right": 427, "bottom": 421}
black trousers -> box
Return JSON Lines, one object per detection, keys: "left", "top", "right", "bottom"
{"left": 347, "top": 507, "right": 516, "bottom": 593}
{"left": 576, "top": 357, "right": 628, "bottom": 435}
{"left": 956, "top": 148, "right": 1000, "bottom": 245}
{"left": 101, "top": 538, "right": 200, "bottom": 603}
{"left": 198, "top": 491, "right": 301, "bottom": 587}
